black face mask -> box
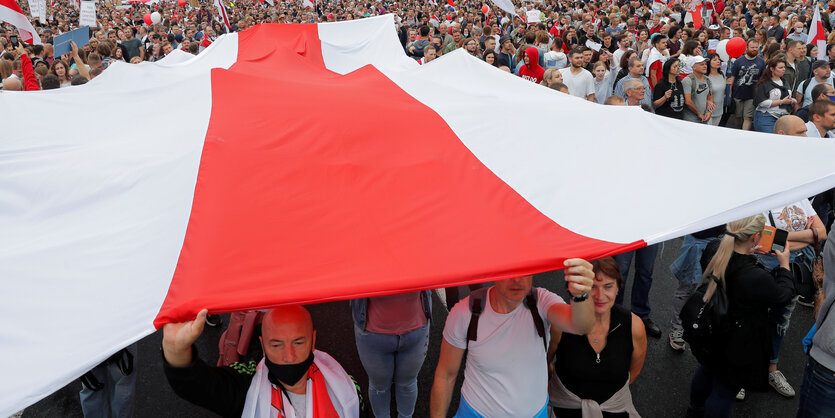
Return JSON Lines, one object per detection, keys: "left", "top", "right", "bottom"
{"left": 264, "top": 351, "right": 315, "bottom": 387}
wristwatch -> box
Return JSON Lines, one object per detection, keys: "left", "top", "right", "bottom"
{"left": 571, "top": 292, "right": 590, "bottom": 303}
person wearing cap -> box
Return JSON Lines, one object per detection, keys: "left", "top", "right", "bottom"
{"left": 682, "top": 55, "right": 714, "bottom": 123}
{"left": 496, "top": 35, "right": 517, "bottom": 73}
{"left": 796, "top": 60, "right": 834, "bottom": 109}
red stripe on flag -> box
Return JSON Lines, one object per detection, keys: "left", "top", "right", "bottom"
{"left": 152, "top": 24, "right": 643, "bottom": 327}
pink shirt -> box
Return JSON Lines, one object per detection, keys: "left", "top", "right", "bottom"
{"left": 365, "top": 292, "right": 427, "bottom": 335}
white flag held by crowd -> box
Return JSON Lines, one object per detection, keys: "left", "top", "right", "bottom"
{"left": 214, "top": 0, "right": 230, "bottom": 32}
{"left": 490, "top": 0, "right": 517, "bottom": 16}
{"left": 5, "top": 14, "right": 835, "bottom": 417}
{"left": 0, "top": 0, "right": 42, "bottom": 44}
{"left": 79, "top": 0, "right": 96, "bottom": 28}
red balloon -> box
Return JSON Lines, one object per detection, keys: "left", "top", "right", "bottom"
{"left": 726, "top": 37, "right": 746, "bottom": 59}
{"left": 143, "top": 13, "right": 153, "bottom": 25}
{"left": 178, "top": 0, "right": 186, "bottom": 5}
{"left": 481, "top": 4, "right": 489, "bottom": 14}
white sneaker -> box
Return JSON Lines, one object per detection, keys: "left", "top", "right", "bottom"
{"left": 735, "top": 388, "right": 745, "bottom": 401}
{"left": 669, "top": 327, "right": 685, "bottom": 351}
{"left": 768, "top": 370, "right": 796, "bottom": 398}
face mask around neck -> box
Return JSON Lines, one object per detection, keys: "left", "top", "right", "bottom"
{"left": 265, "top": 350, "right": 315, "bottom": 387}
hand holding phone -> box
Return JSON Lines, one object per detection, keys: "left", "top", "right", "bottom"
{"left": 9, "top": 35, "right": 19, "bottom": 47}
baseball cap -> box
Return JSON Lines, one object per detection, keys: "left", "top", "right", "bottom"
{"left": 692, "top": 55, "right": 706, "bottom": 65}
{"left": 499, "top": 35, "right": 512, "bottom": 45}
{"left": 812, "top": 59, "right": 829, "bottom": 71}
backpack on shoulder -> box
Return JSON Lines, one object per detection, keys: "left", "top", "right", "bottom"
{"left": 466, "top": 287, "right": 547, "bottom": 354}
{"left": 679, "top": 274, "right": 730, "bottom": 363}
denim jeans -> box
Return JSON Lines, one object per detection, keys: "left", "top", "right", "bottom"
{"left": 354, "top": 323, "right": 430, "bottom": 418}
{"left": 613, "top": 244, "right": 659, "bottom": 319}
{"left": 688, "top": 365, "right": 740, "bottom": 418}
{"left": 797, "top": 356, "right": 835, "bottom": 417}
{"left": 670, "top": 235, "right": 713, "bottom": 329}
{"left": 758, "top": 247, "right": 814, "bottom": 364}
{"left": 753, "top": 111, "right": 778, "bottom": 134}
{"left": 78, "top": 343, "right": 137, "bottom": 418}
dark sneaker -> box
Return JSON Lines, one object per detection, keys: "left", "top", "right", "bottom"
{"left": 205, "top": 314, "right": 222, "bottom": 327}
{"left": 797, "top": 295, "right": 815, "bottom": 308}
{"left": 669, "top": 327, "right": 685, "bottom": 351}
{"left": 643, "top": 317, "right": 662, "bottom": 338}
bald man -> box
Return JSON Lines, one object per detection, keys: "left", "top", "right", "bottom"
{"left": 2, "top": 77, "right": 22, "bottom": 91}
{"left": 774, "top": 115, "right": 808, "bottom": 137}
{"left": 163, "top": 306, "right": 360, "bottom": 417}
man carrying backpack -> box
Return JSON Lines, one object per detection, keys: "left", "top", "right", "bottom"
{"left": 682, "top": 56, "right": 714, "bottom": 123}
{"left": 430, "top": 259, "right": 595, "bottom": 418}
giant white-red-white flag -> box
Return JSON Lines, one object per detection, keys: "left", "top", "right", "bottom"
{"left": 808, "top": 6, "right": 826, "bottom": 60}
{"left": 0, "top": 0, "right": 42, "bottom": 44}
{"left": 3, "top": 15, "right": 835, "bottom": 416}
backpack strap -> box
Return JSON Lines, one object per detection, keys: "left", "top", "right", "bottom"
{"left": 466, "top": 287, "right": 489, "bottom": 350}
{"left": 525, "top": 288, "right": 549, "bottom": 355}
{"left": 687, "top": 74, "right": 698, "bottom": 95}
{"left": 466, "top": 287, "right": 548, "bottom": 355}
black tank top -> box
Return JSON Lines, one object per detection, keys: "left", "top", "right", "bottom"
{"left": 553, "top": 305, "right": 633, "bottom": 418}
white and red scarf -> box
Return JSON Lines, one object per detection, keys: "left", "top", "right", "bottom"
{"left": 242, "top": 350, "right": 359, "bottom": 418}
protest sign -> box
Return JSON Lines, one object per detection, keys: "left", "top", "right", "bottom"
{"left": 53, "top": 26, "right": 90, "bottom": 57}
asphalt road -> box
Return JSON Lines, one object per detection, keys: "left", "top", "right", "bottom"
{"left": 21, "top": 237, "right": 815, "bottom": 418}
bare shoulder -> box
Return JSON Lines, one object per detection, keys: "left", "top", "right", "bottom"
{"left": 630, "top": 313, "right": 646, "bottom": 336}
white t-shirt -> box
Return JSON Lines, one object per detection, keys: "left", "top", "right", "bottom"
{"left": 443, "top": 287, "right": 564, "bottom": 418}
{"left": 559, "top": 67, "right": 595, "bottom": 99}
{"left": 763, "top": 199, "right": 817, "bottom": 232}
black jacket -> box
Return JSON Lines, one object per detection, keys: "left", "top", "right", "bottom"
{"left": 164, "top": 350, "right": 255, "bottom": 418}
{"left": 700, "top": 246, "right": 796, "bottom": 390}
{"left": 753, "top": 79, "right": 793, "bottom": 114}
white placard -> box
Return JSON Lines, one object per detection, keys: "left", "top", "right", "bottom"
{"left": 28, "top": 0, "right": 40, "bottom": 18}
{"left": 526, "top": 9, "right": 541, "bottom": 23}
{"left": 585, "top": 39, "right": 602, "bottom": 52}
{"left": 80, "top": 0, "right": 97, "bottom": 27}
{"left": 37, "top": 0, "right": 47, "bottom": 23}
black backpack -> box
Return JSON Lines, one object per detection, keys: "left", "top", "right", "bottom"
{"left": 679, "top": 274, "right": 730, "bottom": 364}
{"left": 466, "top": 287, "right": 547, "bottom": 354}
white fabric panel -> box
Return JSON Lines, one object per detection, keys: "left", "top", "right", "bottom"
{"left": 0, "top": 34, "right": 238, "bottom": 417}
{"left": 381, "top": 49, "right": 835, "bottom": 244}
{"left": 318, "top": 15, "right": 417, "bottom": 75}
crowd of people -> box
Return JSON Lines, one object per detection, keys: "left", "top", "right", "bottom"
{"left": 5, "top": 0, "right": 835, "bottom": 417}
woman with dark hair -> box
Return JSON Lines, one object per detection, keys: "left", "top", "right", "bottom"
{"left": 679, "top": 40, "right": 703, "bottom": 79}
{"left": 806, "top": 43, "right": 818, "bottom": 66}
{"left": 482, "top": 49, "right": 499, "bottom": 66}
{"left": 49, "top": 60, "right": 71, "bottom": 87}
{"left": 762, "top": 42, "right": 782, "bottom": 62}
{"left": 706, "top": 53, "right": 726, "bottom": 126}
{"left": 613, "top": 50, "right": 636, "bottom": 91}
{"left": 687, "top": 215, "right": 795, "bottom": 417}
{"left": 653, "top": 57, "right": 685, "bottom": 119}
{"left": 753, "top": 56, "right": 795, "bottom": 133}
{"left": 549, "top": 257, "right": 646, "bottom": 417}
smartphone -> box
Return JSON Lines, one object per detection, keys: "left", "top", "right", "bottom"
{"left": 9, "top": 35, "right": 18, "bottom": 47}
{"left": 772, "top": 228, "right": 788, "bottom": 253}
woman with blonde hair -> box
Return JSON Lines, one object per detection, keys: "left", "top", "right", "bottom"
{"left": 687, "top": 214, "right": 796, "bottom": 417}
